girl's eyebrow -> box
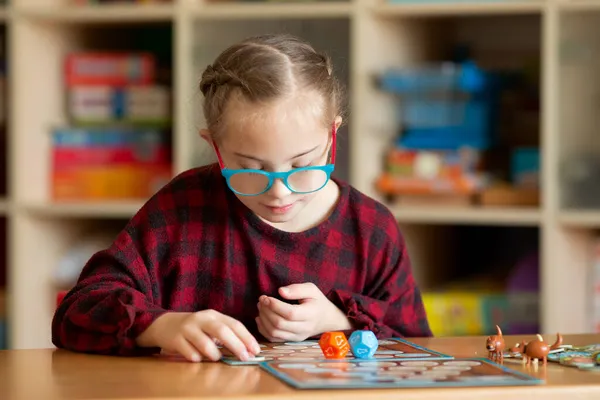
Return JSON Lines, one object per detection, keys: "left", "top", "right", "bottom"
{"left": 234, "top": 144, "right": 320, "bottom": 162}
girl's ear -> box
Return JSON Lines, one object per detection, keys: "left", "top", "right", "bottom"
{"left": 199, "top": 129, "right": 212, "bottom": 144}
{"left": 334, "top": 115, "right": 343, "bottom": 131}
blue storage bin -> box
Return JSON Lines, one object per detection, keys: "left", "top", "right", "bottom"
{"left": 379, "top": 60, "right": 499, "bottom": 151}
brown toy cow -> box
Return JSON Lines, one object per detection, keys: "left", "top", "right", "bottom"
{"left": 485, "top": 325, "right": 506, "bottom": 362}
{"left": 511, "top": 333, "right": 563, "bottom": 365}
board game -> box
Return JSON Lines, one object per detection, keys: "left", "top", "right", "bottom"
{"left": 220, "top": 338, "right": 452, "bottom": 366}
{"left": 259, "top": 357, "right": 544, "bottom": 389}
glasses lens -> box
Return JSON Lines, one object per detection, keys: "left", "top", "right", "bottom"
{"left": 228, "top": 172, "right": 269, "bottom": 195}
{"left": 287, "top": 168, "right": 329, "bottom": 193}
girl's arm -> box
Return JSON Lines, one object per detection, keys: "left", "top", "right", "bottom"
{"left": 51, "top": 205, "right": 169, "bottom": 356}
{"left": 327, "top": 216, "right": 433, "bottom": 339}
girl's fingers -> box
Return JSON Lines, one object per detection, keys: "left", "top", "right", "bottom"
{"left": 174, "top": 336, "right": 203, "bottom": 363}
{"left": 222, "top": 315, "right": 261, "bottom": 355}
{"left": 258, "top": 302, "right": 305, "bottom": 333}
{"left": 257, "top": 312, "right": 296, "bottom": 342}
{"left": 182, "top": 327, "right": 222, "bottom": 361}
{"left": 204, "top": 321, "right": 250, "bottom": 361}
{"left": 256, "top": 317, "right": 279, "bottom": 343}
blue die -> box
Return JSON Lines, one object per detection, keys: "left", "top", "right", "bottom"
{"left": 349, "top": 330, "right": 379, "bottom": 359}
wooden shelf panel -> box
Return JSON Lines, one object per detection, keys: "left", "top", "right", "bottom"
{"left": 0, "top": 199, "right": 8, "bottom": 215}
{"left": 18, "top": 4, "right": 175, "bottom": 23}
{"left": 391, "top": 206, "right": 541, "bottom": 226}
{"left": 558, "top": 0, "right": 600, "bottom": 11}
{"left": 22, "top": 202, "right": 143, "bottom": 219}
{"left": 373, "top": 1, "right": 545, "bottom": 17}
{"left": 559, "top": 210, "right": 600, "bottom": 227}
{"left": 195, "top": 2, "right": 353, "bottom": 19}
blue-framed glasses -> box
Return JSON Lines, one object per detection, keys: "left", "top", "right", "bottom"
{"left": 211, "top": 123, "right": 337, "bottom": 196}
{"left": 221, "top": 165, "right": 334, "bottom": 196}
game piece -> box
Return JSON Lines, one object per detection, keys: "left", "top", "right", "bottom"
{"left": 221, "top": 355, "right": 266, "bottom": 365}
{"left": 349, "top": 330, "right": 379, "bottom": 359}
{"left": 513, "top": 333, "right": 563, "bottom": 365}
{"left": 219, "top": 337, "right": 452, "bottom": 366}
{"left": 319, "top": 332, "right": 350, "bottom": 359}
{"left": 485, "top": 325, "right": 505, "bottom": 362}
{"left": 259, "top": 357, "right": 544, "bottom": 389}
{"left": 547, "top": 343, "right": 600, "bottom": 370}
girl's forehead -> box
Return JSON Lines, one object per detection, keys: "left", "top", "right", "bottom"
{"left": 222, "top": 97, "right": 329, "bottom": 146}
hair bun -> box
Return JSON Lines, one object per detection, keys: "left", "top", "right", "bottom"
{"left": 200, "top": 64, "right": 217, "bottom": 96}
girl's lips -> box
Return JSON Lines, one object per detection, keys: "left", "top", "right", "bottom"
{"left": 264, "top": 203, "right": 294, "bottom": 214}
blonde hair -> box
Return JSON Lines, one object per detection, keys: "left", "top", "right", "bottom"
{"left": 199, "top": 33, "right": 344, "bottom": 137}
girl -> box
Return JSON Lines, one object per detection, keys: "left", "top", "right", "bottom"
{"left": 52, "top": 33, "right": 432, "bottom": 363}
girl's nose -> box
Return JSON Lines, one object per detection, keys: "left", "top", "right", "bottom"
{"left": 268, "top": 178, "right": 292, "bottom": 198}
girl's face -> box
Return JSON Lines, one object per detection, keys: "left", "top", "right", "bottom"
{"left": 207, "top": 93, "right": 340, "bottom": 227}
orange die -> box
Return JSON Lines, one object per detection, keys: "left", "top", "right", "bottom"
{"left": 319, "top": 331, "right": 350, "bottom": 359}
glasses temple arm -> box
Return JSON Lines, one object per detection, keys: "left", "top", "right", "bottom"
{"left": 330, "top": 124, "right": 337, "bottom": 164}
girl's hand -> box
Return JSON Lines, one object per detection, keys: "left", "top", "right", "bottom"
{"left": 136, "top": 310, "right": 261, "bottom": 362}
{"left": 256, "top": 283, "right": 352, "bottom": 342}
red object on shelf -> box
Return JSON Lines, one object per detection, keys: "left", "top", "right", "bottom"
{"left": 65, "top": 53, "right": 156, "bottom": 87}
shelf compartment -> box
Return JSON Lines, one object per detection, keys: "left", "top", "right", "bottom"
{"left": 402, "top": 223, "right": 540, "bottom": 336}
{"left": 557, "top": 10, "right": 600, "bottom": 212}
{"left": 19, "top": 4, "right": 175, "bottom": 23}
{"left": 9, "top": 215, "right": 127, "bottom": 349}
{"left": 356, "top": 13, "right": 542, "bottom": 211}
{"left": 196, "top": 2, "right": 353, "bottom": 19}
{"left": 12, "top": 20, "right": 174, "bottom": 205}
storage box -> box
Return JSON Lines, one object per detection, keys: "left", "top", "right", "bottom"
{"left": 52, "top": 164, "right": 172, "bottom": 201}
{"left": 51, "top": 127, "right": 172, "bottom": 201}
{"left": 422, "top": 290, "right": 539, "bottom": 337}
{"left": 65, "top": 52, "right": 155, "bottom": 87}
{"left": 68, "top": 85, "right": 171, "bottom": 126}
{"left": 379, "top": 60, "right": 499, "bottom": 151}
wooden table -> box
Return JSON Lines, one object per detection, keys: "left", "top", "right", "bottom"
{"left": 1, "top": 334, "right": 599, "bottom": 400}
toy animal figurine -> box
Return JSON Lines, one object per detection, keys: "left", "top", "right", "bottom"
{"left": 485, "top": 325, "right": 506, "bottom": 362}
{"left": 512, "top": 333, "right": 563, "bottom": 365}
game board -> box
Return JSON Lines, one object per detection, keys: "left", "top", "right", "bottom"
{"left": 220, "top": 338, "right": 452, "bottom": 366}
{"left": 259, "top": 357, "right": 544, "bottom": 389}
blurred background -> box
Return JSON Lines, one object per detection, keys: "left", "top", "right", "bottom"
{"left": 0, "top": 0, "right": 599, "bottom": 350}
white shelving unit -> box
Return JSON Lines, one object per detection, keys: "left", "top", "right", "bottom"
{"left": 2, "top": 0, "right": 599, "bottom": 349}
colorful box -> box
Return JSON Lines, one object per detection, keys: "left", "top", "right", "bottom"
{"left": 376, "top": 147, "right": 489, "bottom": 195}
{"left": 65, "top": 52, "right": 155, "bottom": 87}
{"left": 67, "top": 85, "right": 171, "bottom": 126}
{"left": 52, "top": 164, "right": 172, "bottom": 201}
{"left": 422, "top": 290, "right": 539, "bottom": 337}
{"left": 51, "top": 127, "right": 172, "bottom": 201}
{"left": 422, "top": 291, "right": 509, "bottom": 337}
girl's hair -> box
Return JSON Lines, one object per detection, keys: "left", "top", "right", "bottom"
{"left": 199, "top": 33, "right": 344, "bottom": 136}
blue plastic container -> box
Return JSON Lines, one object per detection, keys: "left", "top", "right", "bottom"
{"left": 379, "top": 60, "right": 498, "bottom": 151}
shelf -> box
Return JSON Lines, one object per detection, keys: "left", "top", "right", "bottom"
{"left": 559, "top": 210, "right": 600, "bottom": 228}
{"left": 391, "top": 206, "right": 541, "bottom": 226}
{"left": 0, "top": 6, "right": 9, "bottom": 21}
{"left": 22, "top": 202, "right": 143, "bottom": 219}
{"left": 558, "top": 0, "right": 600, "bottom": 11}
{"left": 373, "top": 1, "right": 544, "bottom": 17}
{"left": 18, "top": 4, "right": 175, "bottom": 23}
{"left": 0, "top": 199, "right": 8, "bottom": 215}
{"left": 195, "top": 2, "right": 353, "bottom": 19}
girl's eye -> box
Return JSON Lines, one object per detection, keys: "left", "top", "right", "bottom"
{"left": 294, "top": 160, "right": 314, "bottom": 168}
